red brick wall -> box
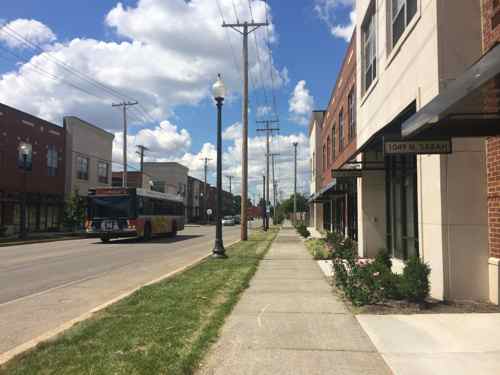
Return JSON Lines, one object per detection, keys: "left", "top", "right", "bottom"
{"left": 0, "top": 103, "right": 65, "bottom": 196}
{"left": 484, "top": 0, "right": 500, "bottom": 258}
{"left": 482, "top": 0, "right": 500, "bottom": 52}
{"left": 487, "top": 137, "right": 500, "bottom": 258}
{"left": 320, "top": 32, "right": 357, "bottom": 188}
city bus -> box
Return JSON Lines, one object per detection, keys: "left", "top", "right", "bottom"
{"left": 85, "top": 187, "right": 185, "bottom": 243}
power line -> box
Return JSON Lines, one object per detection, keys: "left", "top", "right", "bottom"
{"left": 0, "top": 26, "right": 155, "bottom": 126}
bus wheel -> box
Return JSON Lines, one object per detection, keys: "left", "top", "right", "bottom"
{"left": 143, "top": 223, "right": 152, "bottom": 241}
{"left": 100, "top": 235, "right": 110, "bottom": 243}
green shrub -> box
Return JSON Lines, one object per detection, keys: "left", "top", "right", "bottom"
{"left": 306, "top": 239, "right": 331, "bottom": 260}
{"left": 374, "top": 249, "right": 392, "bottom": 269}
{"left": 295, "top": 224, "right": 310, "bottom": 238}
{"left": 326, "top": 231, "right": 343, "bottom": 249}
{"left": 400, "top": 256, "right": 431, "bottom": 303}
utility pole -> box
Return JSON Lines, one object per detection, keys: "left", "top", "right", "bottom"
{"left": 201, "top": 157, "right": 212, "bottom": 223}
{"left": 223, "top": 20, "right": 268, "bottom": 241}
{"left": 262, "top": 175, "right": 266, "bottom": 231}
{"left": 293, "top": 142, "right": 298, "bottom": 225}
{"left": 270, "top": 153, "right": 280, "bottom": 224}
{"left": 225, "top": 175, "right": 234, "bottom": 194}
{"left": 136, "top": 145, "right": 149, "bottom": 173}
{"left": 256, "top": 120, "right": 279, "bottom": 231}
{"left": 112, "top": 101, "right": 138, "bottom": 187}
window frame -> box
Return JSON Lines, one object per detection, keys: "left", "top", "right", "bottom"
{"left": 47, "top": 145, "right": 58, "bottom": 177}
{"left": 348, "top": 87, "right": 356, "bottom": 142}
{"left": 76, "top": 155, "right": 89, "bottom": 181}
{"left": 326, "top": 136, "right": 331, "bottom": 165}
{"left": 97, "top": 161, "right": 109, "bottom": 184}
{"left": 389, "top": 0, "right": 418, "bottom": 48}
{"left": 361, "top": 1, "right": 377, "bottom": 95}
{"left": 338, "top": 109, "right": 345, "bottom": 152}
{"left": 332, "top": 124, "right": 336, "bottom": 160}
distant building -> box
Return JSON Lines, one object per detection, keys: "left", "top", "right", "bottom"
{"left": 63, "top": 116, "right": 114, "bottom": 197}
{"left": 0, "top": 103, "right": 65, "bottom": 235}
{"left": 143, "top": 162, "right": 188, "bottom": 219}
{"left": 187, "top": 176, "right": 203, "bottom": 222}
{"left": 112, "top": 171, "right": 152, "bottom": 189}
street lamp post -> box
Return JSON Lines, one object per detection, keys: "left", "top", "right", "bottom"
{"left": 19, "top": 143, "right": 31, "bottom": 240}
{"left": 212, "top": 74, "right": 227, "bottom": 258}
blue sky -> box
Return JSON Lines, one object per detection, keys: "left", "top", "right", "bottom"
{"left": 0, "top": 0, "right": 354, "bottom": 200}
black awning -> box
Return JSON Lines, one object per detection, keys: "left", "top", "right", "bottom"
{"left": 402, "top": 44, "right": 500, "bottom": 138}
{"left": 308, "top": 179, "right": 337, "bottom": 203}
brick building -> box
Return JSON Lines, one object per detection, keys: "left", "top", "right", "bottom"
{"left": 483, "top": 0, "right": 500, "bottom": 303}
{"left": 0, "top": 103, "right": 65, "bottom": 235}
{"left": 309, "top": 31, "right": 358, "bottom": 239}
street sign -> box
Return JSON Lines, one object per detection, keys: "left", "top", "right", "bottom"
{"left": 384, "top": 139, "right": 452, "bottom": 155}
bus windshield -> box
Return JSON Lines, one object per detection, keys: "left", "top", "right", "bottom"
{"left": 89, "top": 195, "right": 132, "bottom": 219}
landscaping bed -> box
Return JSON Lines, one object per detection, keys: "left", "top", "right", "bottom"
{"left": 307, "top": 230, "right": 500, "bottom": 314}
{"left": 0, "top": 229, "right": 278, "bottom": 375}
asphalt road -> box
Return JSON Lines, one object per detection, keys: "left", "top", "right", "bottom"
{"left": 0, "top": 224, "right": 249, "bottom": 355}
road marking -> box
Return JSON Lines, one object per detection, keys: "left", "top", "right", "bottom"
{"left": 0, "top": 239, "right": 241, "bottom": 366}
{"left": 257, "top": 304, "right": 270, "bottom": 327}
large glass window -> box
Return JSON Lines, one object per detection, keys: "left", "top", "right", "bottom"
{"left": 391, "top": 0, "right": 417, "bottom": 47}
{"left": 47, "top": 145, "right": 58, "bottom": 176}
{"left": 98, "top": 161, "right": 109, "bottom": 184}
{"left": 386, "top": 154, "right": 418, "bottom": 260}
{"left": 362, "top": 2, "right": 377, "bottom": 92}
{"left": 77, "top": 156, "right": 89, "bottom": 180}
{"left": 348, "top": 87, "right": 356, "bottom": 141}
{"left": 339, "top": 109, "right": 345, "bottom": 151}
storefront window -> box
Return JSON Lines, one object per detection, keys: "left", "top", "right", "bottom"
{"left": 386, "top": 154, "right": 418, "bottom": 259}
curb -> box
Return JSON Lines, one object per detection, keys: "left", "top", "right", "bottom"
{"left": 0, "top": 236, "right": 86, "bottom": 248}
{"left": 0, "top": 239, "right": 241, "bottom": 366}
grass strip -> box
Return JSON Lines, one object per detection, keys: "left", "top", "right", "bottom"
{"left": 1, "top": 228, "right": 278, "bottom": 375}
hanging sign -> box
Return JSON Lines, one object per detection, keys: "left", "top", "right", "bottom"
{"left": 332, "top": 169, "right": 363, "bottom": 178}
{"left": 384, "top": 139, "right": 452, "bottom": 155}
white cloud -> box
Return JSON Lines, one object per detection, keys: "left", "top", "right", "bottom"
{"left": 331, "top": 10, "right": 355, "bottom": 41}
{"left": 289, "top": 80, "right": 314, "bottom": 125}
{"left": 0, "top": 0, "right": 286, "bottom": 129}
{"left": 222, "top": 122, "right": 242, "bottom": 140}
{"left": 112, "top": 120, "right": 191, "bottom": 165}
{"left": 314, "top": 0, "right": 355, "bottom": 42}
{"left": 0, "top": 19, "right": 57, "bottom": 49}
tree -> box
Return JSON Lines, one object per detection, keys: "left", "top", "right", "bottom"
{"left": 279, "top": 193, "right": 307, "bottom": 215}
{"left": 63, "top": 189, "right": 86, "bottom": 231}
{"left": 232, "top": 195, "right": 252, "bottom": 215}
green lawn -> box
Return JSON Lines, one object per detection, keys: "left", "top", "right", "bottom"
{"left": 1, "top": 229, "right": 278, "bottom": 375}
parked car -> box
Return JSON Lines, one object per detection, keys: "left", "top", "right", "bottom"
{"left": 222, "top": 216, "right": 235, "bottom": 226}
{"left": 233, "top": 215, "right": 241, "bottom": 224}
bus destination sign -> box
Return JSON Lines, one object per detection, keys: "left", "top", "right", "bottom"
{"left": 384, "top": 140, "right": 452, "bottom": 155}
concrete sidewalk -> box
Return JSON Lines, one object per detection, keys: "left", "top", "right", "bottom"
{"left": 199, "top": 224, "right": 391, "bottom": 375}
